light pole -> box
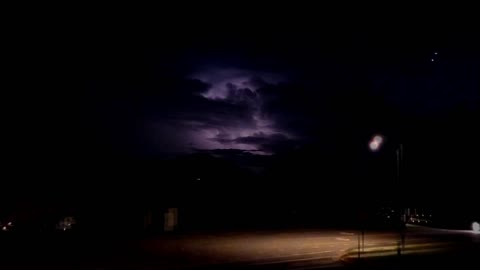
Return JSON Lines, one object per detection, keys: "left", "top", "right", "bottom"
{"left": 396, "top": 143, "right": 405, "bottom": 252}
{"left": 368, "top": 134, "right": 405, "bottom": 255}
{"left": 358, "top": 135, "right": 385, "bottom": 256}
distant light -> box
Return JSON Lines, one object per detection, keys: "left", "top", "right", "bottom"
{"left": 197, "top": 178, "right": 201, "bottom": 181}
{"left": 431, "top": 59, "right": 435, "bottom": 62}
{"left": 369, "top": 135, "right": 384, "bottom": 152}
{"left": 473, "top": 222, "right": 480, "bottom": 233}
{"left": 434, "top": 52, "right": 438, "bottom": 55}
{"left": 7, "top": 222, "right": 12, "bottom": 226}
{"left": 2, "top": 226, "right": 7, "bottom": 231}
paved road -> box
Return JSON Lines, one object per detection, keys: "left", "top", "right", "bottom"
{"left": 1, "top": 226, "right": 478, "bottom": 269}
{"left": 136, "top": 225, "right": 480, "bottom": 269}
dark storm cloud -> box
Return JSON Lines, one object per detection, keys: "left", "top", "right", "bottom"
{"left": 210, "top": 131, "right": 296, "bottom": 153}
{"left": 167, "top": 96, "right": 256, "bottom": 129}
{"left": 233, "top": 132, "right": 287, "bottom": 145}
{"left": 191, "top": 148, "right": 269, "bottom": 173}
{"left": 100, "top": 66, "right": 294, "bottom": 155}
{"left": 234, "top": 132, "right": 298, "bottom": 153}
{"left": 225, "top": 83, "right": 258, "bottom": 106}
{"left": 255, "top": 79, "right": 347, "bottom": 140}
{"left": 140, "top": 77, "right": 258, "bottom": 130}
{"left": 139, "top": 79, "right": 261, "bottom": 154}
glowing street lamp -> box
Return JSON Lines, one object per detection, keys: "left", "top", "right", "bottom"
{"left": 357, "top": 134, "right": 387, "bottom": 256}
{"left": 368, "top": 135, "right": 384, "bottom": 152}
{"left": 368, "top": 134, "right": 406, "bottom": 252}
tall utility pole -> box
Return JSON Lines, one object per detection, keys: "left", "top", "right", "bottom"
{"left": 369, "top": 135, "right": 406, "bottom": 255}
{"left": 363, "top": 135, "right": 386, "bottom": 258}
{"left": 397, "top": 144, "right": 405, "bottom": 251}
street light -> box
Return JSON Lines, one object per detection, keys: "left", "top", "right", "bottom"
{"left": 368, "top": 135, "right": 384, "bottom": 152}
{"left": 356, "top": 135, "right": 387, "bottom": 257}
{"left": 368, "top": 134, "right": 405, "bottom": 253}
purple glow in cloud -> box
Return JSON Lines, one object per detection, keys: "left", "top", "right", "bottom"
{"left": 187, "top": 68, "right": 292, "bottom": 154}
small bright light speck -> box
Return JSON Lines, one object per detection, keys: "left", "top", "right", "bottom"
{"left": 473, "top": 222, "right": 480, "bottom": 233}
{"left": 431, "top": 59, "right": 435, "bottom": 62}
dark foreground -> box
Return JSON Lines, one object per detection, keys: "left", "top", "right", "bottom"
{"left": 1, "top": 225, "right": 479, "bottom": 269}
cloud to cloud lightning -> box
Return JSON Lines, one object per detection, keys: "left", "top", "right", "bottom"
{"left": 189, "top": 68, "right": 292, "bottom": 154}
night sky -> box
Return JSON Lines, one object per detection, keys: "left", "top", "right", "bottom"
{"left": 3, "top": 11, "right": 479, "bottom": 221}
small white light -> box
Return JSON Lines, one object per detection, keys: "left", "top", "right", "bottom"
{"left": 431, "top": 59, "right": 435, "bottom": 62}
{"left": 368, "top": 135, "right": 384, "bottom": 151}
{"left": 2, "top": 226, "right": 7, "bottom": 231}
{"left": 7, "top": 222, "right": 12, "bottom": 226}
{"left": 434, "top": 52, "right": 438, "bottom": 55}
{"left": 472, "top": 222, "right": 480, "bottom": 233}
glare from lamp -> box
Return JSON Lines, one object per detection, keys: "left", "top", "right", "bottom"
{"left": 369, "top": 135, "right": 384, "bottom": 152}
{"left": 473, "top": 222, "right": 480, "bottom": 233}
